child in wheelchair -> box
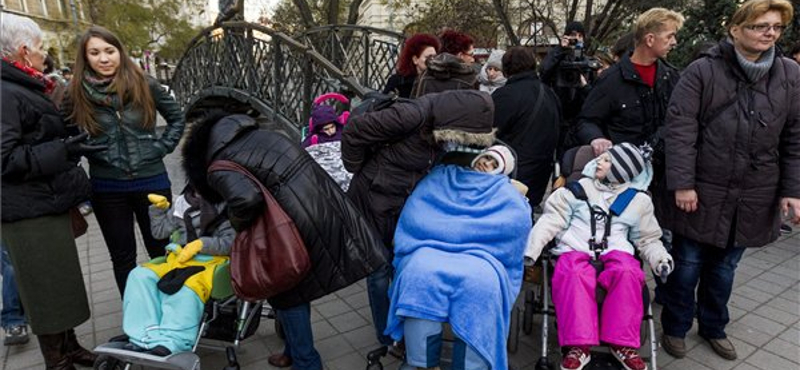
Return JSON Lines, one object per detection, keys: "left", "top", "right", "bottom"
{"left": 524, "top": 143, "right": 673, "bottom": 370}
{"left": 119, "top": 185, "right": 234, "bottom": 356}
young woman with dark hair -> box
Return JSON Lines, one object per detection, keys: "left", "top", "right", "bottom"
{"left": 64, "top": 25, "right": 185, "bottom": 295}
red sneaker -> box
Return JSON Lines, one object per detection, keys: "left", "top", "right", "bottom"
{"left": 560, "top": 346, "right": 590, "bottom": 370}
{"left": 610, "top": 346, "right": 648, "bottom": 370}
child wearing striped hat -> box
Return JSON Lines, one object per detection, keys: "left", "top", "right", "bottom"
{"left": 524, "top": 142, "right": 673, "bottom": 370}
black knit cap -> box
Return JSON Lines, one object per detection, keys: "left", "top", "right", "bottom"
{"left": 565, "top": 21, "right": 585, "bottom": 36}
{"left": 606, "top": 143, "right": 646, "bottom": 184}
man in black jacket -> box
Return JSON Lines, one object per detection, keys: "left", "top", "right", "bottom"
{"left": 492, "top": 46, "right": 561, "bottom": 211}
{"left": 575, "top": 8, "right": 685, "bottom": 164}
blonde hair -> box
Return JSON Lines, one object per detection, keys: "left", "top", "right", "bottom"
{"left": 728, "top": 0, "right": 794, "bottom": 35}
{"left": 633, "top": 8, "right": 686, "bottom": 45}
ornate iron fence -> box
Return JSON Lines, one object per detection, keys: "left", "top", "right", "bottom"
{"left": 300, "top": 25, "right": 405, "bottom": 92}
{"left": 170, "top": 22, "right": 369, "bottom": 138}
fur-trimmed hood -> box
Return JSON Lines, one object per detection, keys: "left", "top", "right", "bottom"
{"left": 424, "top": 90, "right": 495, "bottom": 147}
{"left": 182, "top": 112, "right": 259, "bottom": 203}
{"left": 426, "top": 53, "right": 477, "bottom": 80}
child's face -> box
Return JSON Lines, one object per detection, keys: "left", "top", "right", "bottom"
{"left": 486, "top": 66, "right": 502, "bottom": 81}
{"left": 595, "top": 153, "right": 612, "bottom": 180}
{"left": 475, "top": 156, "right": 499, "bottom": 173}
{"left": 322, "top": 123, "right": 337, "bottom": 136}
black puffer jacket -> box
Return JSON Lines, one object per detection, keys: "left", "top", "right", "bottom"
{"left": 656, "top": 42, "right": 800, "bottom": 248}
{"left": 575, "top": 54, "right": 679, "bottom": 148}
{"left": 1, "top": 60, "right": 91, "bottom": 222}
{"left": 183, "top": 114, "right": 389, "bottom": 309}
{"left": 342, "top": 90, "right": 494, "bottom": 246}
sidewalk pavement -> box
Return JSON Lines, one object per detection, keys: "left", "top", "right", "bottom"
{"left": 1, "top": 214, "right": 798, "bottom": 370}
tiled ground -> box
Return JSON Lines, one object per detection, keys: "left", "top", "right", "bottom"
{"left": 1, "top": 215, "right": 796, "bottom": 370}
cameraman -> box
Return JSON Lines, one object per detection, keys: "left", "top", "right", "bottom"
{"left": 540, "top": 22, "right": 597, "bottom": 155}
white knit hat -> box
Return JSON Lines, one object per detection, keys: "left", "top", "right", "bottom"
{"left": 472, "top": 145, "right": 515, "bottom": 175}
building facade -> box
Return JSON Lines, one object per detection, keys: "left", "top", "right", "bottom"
{"left": 1, "top": 0, "right": 89, "bottom": 66}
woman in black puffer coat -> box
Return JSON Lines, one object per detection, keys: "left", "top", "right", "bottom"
{"left": 182, "top": 111, "right": 389, "bottom": 370}
{"left": 1, "top": 13, "right": 103, "bottom": 370}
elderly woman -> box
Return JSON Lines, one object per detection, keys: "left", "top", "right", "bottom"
{"left": 1, "top": 13, "right": 104, "bottom": 370}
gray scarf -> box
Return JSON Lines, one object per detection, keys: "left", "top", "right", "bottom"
{"left": 732, "top": 39, "right": 775, "bottom": 83}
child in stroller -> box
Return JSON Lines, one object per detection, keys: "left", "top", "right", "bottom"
{"left": 120, "top": 185, "right": 234, "bottom": 356}
{"left": 524, "top": 143, "right": 673, "bottom": 370}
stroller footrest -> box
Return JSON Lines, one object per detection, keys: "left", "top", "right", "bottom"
{"left": 94, "top": 342, "right": 201, "bottom": 370}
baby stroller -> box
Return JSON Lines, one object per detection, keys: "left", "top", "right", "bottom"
{"left": 519, "top": 145, "right": 661, "bottom": 370}
{"left": 92, "top": 257, "right": 274, "bottom": 370}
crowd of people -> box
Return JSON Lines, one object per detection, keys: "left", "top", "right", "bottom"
{"left": 1, "top": 1, "right": 799, "bottom": 370}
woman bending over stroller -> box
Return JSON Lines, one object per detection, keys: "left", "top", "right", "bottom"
{"left": 524, "top": 143, "right": 673, "bottom": 370}
{"left": 120, "top": 186, "right": 234, "bottom": 356}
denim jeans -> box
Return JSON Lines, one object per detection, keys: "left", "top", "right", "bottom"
{"left": 1, "top": 244, "right": 26, "bottom": 329}
{"left": 660, "top": 234, "right": 746, "bottom": 339}
{"left": 403, "top": 317, "right": 488, "bottom": 370}
{"left": 276, "top": 303, "right": 322, "bottom": 370}
{"left": 366, "top": 263, "right": 393, "bottom": 346}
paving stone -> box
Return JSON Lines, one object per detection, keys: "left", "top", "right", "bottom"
{"left": 733, "top": 285, "right": 776, "bottom": 305}
{"left": 736, "top": 313, "right": 787, "bottom": 335}
{"left": 758, "top": 271, "right": 798, "bottom": 287}
{"left": 315, "top": 335, "right": 355, "bottom": 361}
{"left": 342, "top": 324, "right": 381, "bottom": 350}
{"left": 343, "top": 290, "right": 370, "bottom": 310}
{"left": 752, "top": 304, "right": 799, "bottom": 326}
{"left": 311, "top": 319, "right": 339, "bottom": 341}
{"left": 743, "top": 278, "right": 790, "bottom": 296}
{"left": 745, "top": 348, "right": 798, "bottom": 370}
{"left": 328, "top": 351, "right": 369, "bottom": 370}
{"left": 661, "top": 357, "right": 715, "bottom": 370}
{"left": 765, "top": 296, "right": 798, "bottom": 314}
{"left": 731, "top": 362, "right": 762, "bottom": 370}
{"left": 315, "top": 299, "right": 352, "bottom": 319}
{"left": 328, "top": 311, "right": 369, "bottom": 333}
{"left": 762, "top": 337, "right": 800, "bottom": 364}
{"left": 777, "top": 327, "right": 799, "bottom": 344}
{"left": 729, "top": 293, "right": 762, "bottom": 311}
{"left": 726, "top": 322, "right": 775, "bottom": 347}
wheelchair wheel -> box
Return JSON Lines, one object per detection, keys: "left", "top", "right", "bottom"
{"left": 523, "top": 289, "right": 534, "bottom": 335}
{"left": 93, "top": 355, "right": 125, "bottom": 370}
{"left": 275, "top": 319, "right": 285, "bottom": 340}
{"left": 507, "top": 306, "right": 520, "bottom": 353}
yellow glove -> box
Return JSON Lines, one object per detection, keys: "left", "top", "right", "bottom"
{"left": 177, "top": 239, "right": 203, "bottom": 263}
{"left": 148, "top": 194, "right": 170, "bottom": 210}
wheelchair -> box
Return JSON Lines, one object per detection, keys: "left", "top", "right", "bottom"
{"left": 92, "top": 257, "right": 281, "bottom": 370}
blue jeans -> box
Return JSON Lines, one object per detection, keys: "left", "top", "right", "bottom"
{"left": 366, "top": 263, "right": 393, "bottom": 346}
{"left": 276, "top": 303, "right": 322, "bottom": 370}
{"left": 660, "top": 234, "right": 746, "bottom": 339}
{"left": 1, "top": 244, "right": 26, "bottom": 329}
{"left": 403, "top": 318, "right": 488, "bottom": 370}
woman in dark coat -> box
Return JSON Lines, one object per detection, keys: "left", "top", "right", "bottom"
{"left": 1, "top": 13, "right": 103, "bottom": 370}
{"left": 182, "top": 111, "right": 389, "bottom": 370}
{"left": 657, "top": 0, "right": 800, "bottom": 360}
{"left": 492, "top": 47, "right": 562, "bottom": 211}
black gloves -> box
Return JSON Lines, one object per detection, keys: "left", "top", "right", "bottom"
{"left": 63, "top": 132, "right": 108, "bottom": 157}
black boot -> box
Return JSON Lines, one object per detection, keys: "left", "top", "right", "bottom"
{"left": 65, "top": 329, "right": 98, "bottom": 367}
{"left": 37, "top": 332, "right": 77, "bottom": 370}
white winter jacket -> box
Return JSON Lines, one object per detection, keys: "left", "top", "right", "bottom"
{"left": 524, "top": 162, "right": 671, "bottom": 272}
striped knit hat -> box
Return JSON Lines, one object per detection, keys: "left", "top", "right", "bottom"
{"left": 606, "top": 143, "right": 648, "bottom": 184}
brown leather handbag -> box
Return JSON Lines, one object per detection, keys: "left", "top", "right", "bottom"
{"left": 70, "top": 207, "right": 88, "bottom": 238}
{"left": 208, "top": 160, "right": 311, "bottom": 301}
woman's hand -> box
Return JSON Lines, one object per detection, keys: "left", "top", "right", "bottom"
{"left": 675, "top": 189, "right": 698, "bottom": 213}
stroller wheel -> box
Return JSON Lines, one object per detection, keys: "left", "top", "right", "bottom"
{"left": 93, "top": 355, "right": 125, "bottom": 370}
{"left": 274, "top": 319, "right": 285, "bottom": 340}
{"left": 507, "top": 306, "right": 520, "bottom": 353}
{"left": 523, "top": 294, "right": 534, "bottom": 335}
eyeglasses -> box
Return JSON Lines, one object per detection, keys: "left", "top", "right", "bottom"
{"left": 743, "top": 23, "right": 787, "bottom": 33}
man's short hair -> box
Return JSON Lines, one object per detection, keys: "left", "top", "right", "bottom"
{"left": 565, "top": 21, "right": 585, "bottom": 36}
{"left": 501, "top": 46, "right": 537, "bottom": 76}
{"left": 633, "top": 8, "right": 685, "bottom": 45}
{"left": 728, "top": 0, "right": 794, "bottom": 36}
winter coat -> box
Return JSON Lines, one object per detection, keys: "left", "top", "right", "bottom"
{"left": 383, "top": 73, "right": 416, "bottom": 98}
{"left": 67, "top": 77, "right": 185, "bottom": 180}
{"left": 575, "top": 54, "right": 679, "bottom": 149}
{"left": 411, "top": 53, "right": 477, "bottom": 97}
{"left": 1, "top": 59, "right": 91, "bottom": 222}
{"left": 183, "top": 114, "right": 389, "bottom": 309}
{"left": 656, "top": 41, "right": 800, "bottom": 249}
{"left": 342, "top": 90, "right": 495, "bottom": 246}
{"left": 492, "top": 70, "right": 561, "bottom": 205}
{"left": 525, "top": 159, "right": 669, "bottom": 272}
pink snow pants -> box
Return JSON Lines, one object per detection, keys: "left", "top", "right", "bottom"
{"left": 552, "top": 250, "right": 645, "bottom": 348}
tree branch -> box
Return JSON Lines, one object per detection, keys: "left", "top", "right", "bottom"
{"left": 291, "top": 0, "right": 317, "bottom": 28}
{"left": 492, "top": 0, "right": 520, "bottom": 46}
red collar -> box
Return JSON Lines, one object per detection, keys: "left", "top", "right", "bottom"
{"left": 2, "top": 57, "right": 55, "bottom": 94}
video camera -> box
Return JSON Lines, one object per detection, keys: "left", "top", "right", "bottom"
{"left": 555, "top": 46, "right": 601, "bottom": 89}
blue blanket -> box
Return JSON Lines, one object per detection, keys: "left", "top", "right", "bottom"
{"left": 386, "top": 165, "right": 532, "bottom": 370}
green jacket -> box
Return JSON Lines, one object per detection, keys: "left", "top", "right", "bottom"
{"left": 84, "top": 77, "right": 185, "bottom": 180}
